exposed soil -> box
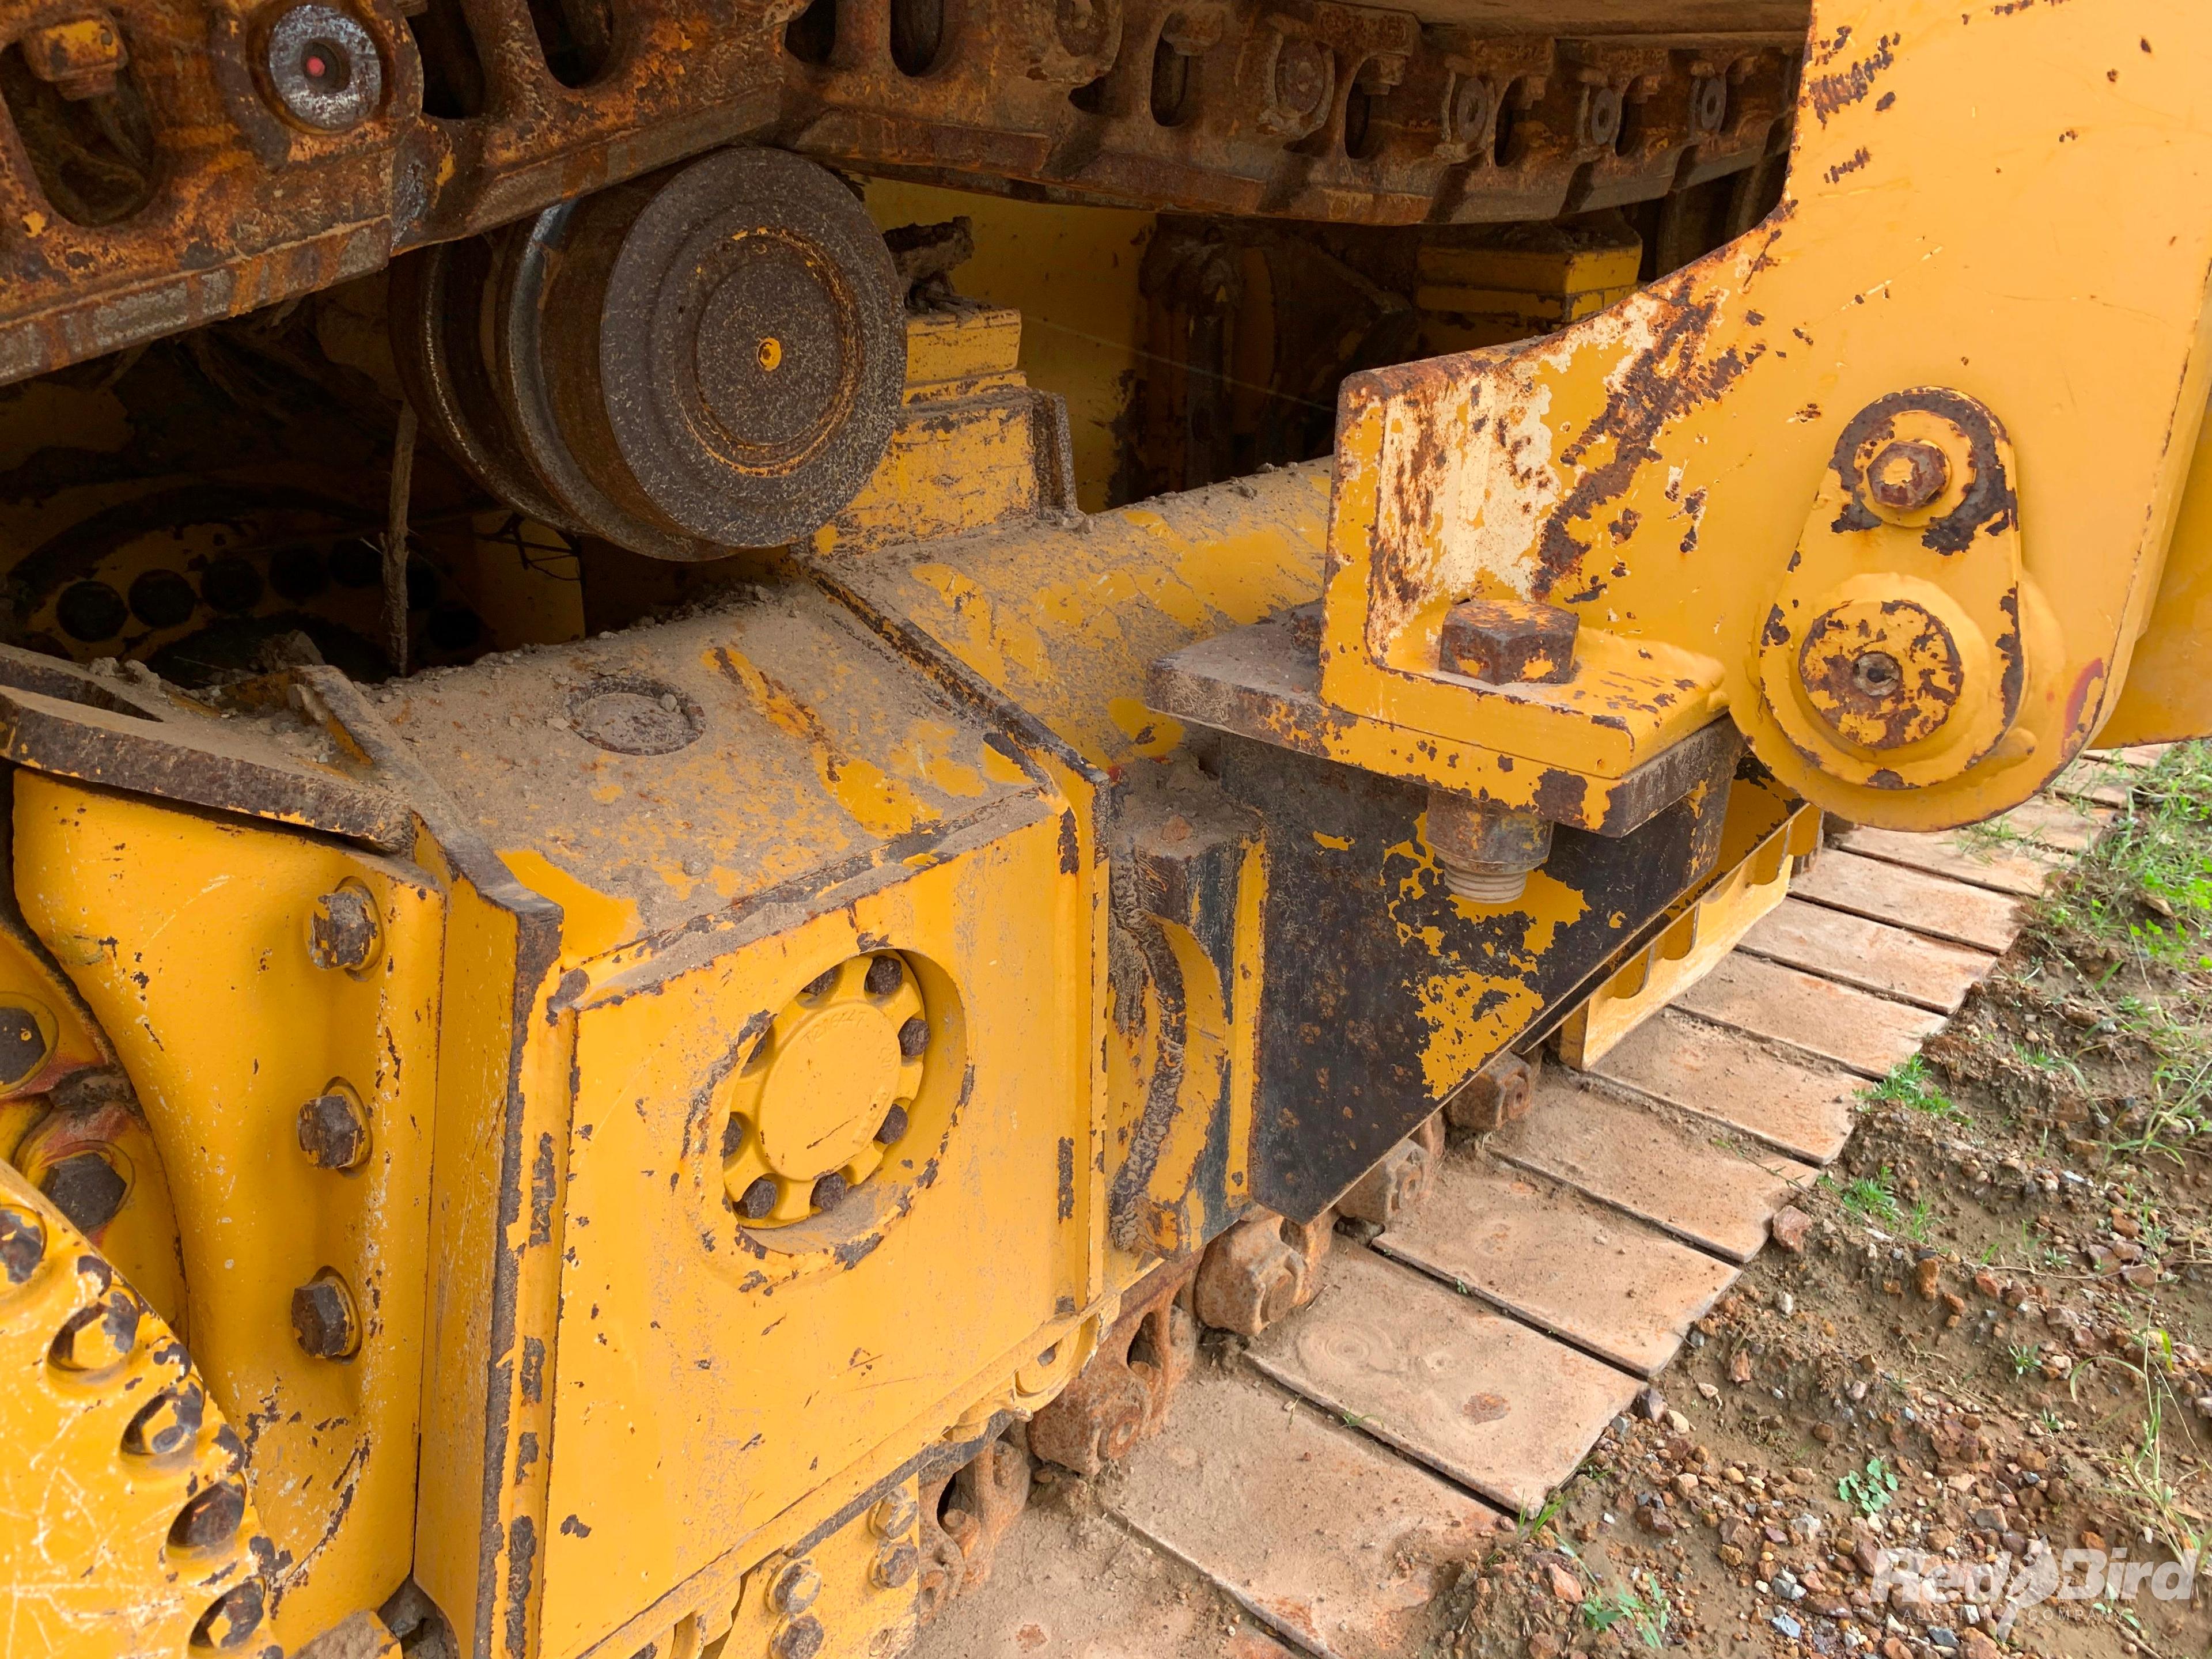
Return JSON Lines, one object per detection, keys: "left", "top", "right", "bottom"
{"left": 1445, "top": 745, "right": 2212, "bottom": 1659}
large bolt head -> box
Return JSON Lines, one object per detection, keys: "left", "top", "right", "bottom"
{"left": 1438, "top": 597, "right": 1579, "bottom": 685}
{"left": 297, "top": 1090, "right": 372, "bottom": 1170}
{"left": 769, "top": 1616, "right": 825, "bottom": 1659}
{"left": 870, "top": 1488, "right": 919, "bottom": 1537}
{"left": 306, "top": 884, "right": 382, "bottom": 973}
{"left": 1865, "top": 438, "right": 1950, "bottom": 513}
{"left": 290, "top": 1271, "right": 361, "bottom": 1359}
{"left": 770, "top": 1558, "right": 823, "bottom": 1616}
{"left": 871, "top": 1541, "right": 920, "bottom": 1589}
{"left": 263, "top": 4, "right": 384, "bottom": 133}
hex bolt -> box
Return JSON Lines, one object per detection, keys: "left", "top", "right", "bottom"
{"left": 0, "top": 1002, "right": 49, "bottom": 1088}
{"left": 863, "top": 955, "right": 904, "bottom": 997}
{"left": 738, "top": 1177, "right": 778, "bottom": 1220}
{"left": 876, "top": 1104, "right": 909, "bottom": 1145}
{"left": 123, "top": 1377, "right": 207, "bottom": 1458}
{"left": 1866, "top": 438, "right": 1950, "bottom": 513}
{"left": 897, "top": 1017, "right": 930, "bottom": 1060}
{"left": 1437, "top": 597, "right": 1579, "bottom": 685}
{"left": 169, "top": 1479, "right": 247, "bottom": 1551}
{"left": 306, "top": 884, "right": 381, "bottom": 973}
{"left": 51, "top": 1286, "right": 142, "bottom": 1372}
{"left": 39, "top": 1150, "right": 126, "bottom": 1236}
{"left": 770, "top": 1558, "right": 823, "bottom": 1616}
{"left": 190, "top": 1577, "right": 266, "bottom": 1650}
{"left": 263, "top": 4, "right": 384, "bottom": 133}
{"left": 290, "top": 1271, "right": 361, "bottom": 1360}
{"left": 800, "top": 965, "right": 841, "bottom": 1001}
{"left": 769, "top": 1616, "right": 825, "bottom": 1659}
{"left": 870, "top": 1488, "right": 919, "bottom": 1537}
{"left": 1425, "top": 791, "right": 1551, "bottom": 906}
{"left": 810, "top": 1172, "right": 850, "bottom": 1214}
{"left": 297, "top": 1090, "right": 371, "bottom": 1171}
{"left": 0, "top": 1200, "right": 47, "bottom": 1287}
{"left": 871, "top": 1541, "right": 920, "bottom": 1589}
{"left": 1851, "top": 650, "right": 1904, "bottom": 698}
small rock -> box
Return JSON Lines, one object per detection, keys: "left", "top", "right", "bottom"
{"left": 1929, "top": 1630, "right": 1959, "bottom": 1652}
{"left": 1772, "top": 1612, "right": 1804, "bottom": 1640}
{"left": 1961, "top": 1634, "right": 2002, "bottom": 1659}
{"left": 1546, "top": 1563, "right": 1583, "bottom": 1604}
{"left": 1665, "top": 1409, "right": 1691, "bottom": 1434}
{"left": 1771, "top": 1206, "right": 1813, "bottom": 1253}
{"left": 1638, "top": 1387, "right": 1667, "bottom": 1421}
{"left": 1913, "top": 1256, "right": 1942, "bottom": 1300}
{"left": 1729, "top": 1350, "right": 1755, "bottom": 1385}
{"left": 1697, "top": 1382, "right": 1721, "bottom": 1402}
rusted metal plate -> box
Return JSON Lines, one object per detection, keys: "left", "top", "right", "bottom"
{"left": 1788, "top": 850, "right": 2025, "bottom": 955}
{"left": 1374, "top": 1153, "right": 1737, "bottom": 1378}
{"left": 912, "top": 1501, "right": 1286, "bottom": 1658}
{"left": 1673, "top": 951, "right": 1945, "bottom": 1079}
{"left": 1739, "top": 896, "right": 1997, "bottom": 1014}
{"left": 1489, "top": 1072, "right": 1813, "bottom": 1263}
{"left": 1103, "top": 1366, "right": 1506, "bottom": 1659}
{"left": 1991, "top": 797, "right": 2116, "bottom": 854}
{"left": 1243, "top": 1243, "right": 1641, "bottom": 1514}
{"left": 1833, "top": 826, "right": 2058, "bottom": 899}
{"left": 1589, "top": 1009, "right": 1855, "bottom": 1166}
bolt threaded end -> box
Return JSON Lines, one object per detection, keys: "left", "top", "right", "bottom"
{"left": 1440, "top": 861, "right": 1531, "bottom": 905}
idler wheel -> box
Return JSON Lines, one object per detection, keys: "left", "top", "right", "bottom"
{"left": 395, "top": 147, "right": 905, "bottom": 558}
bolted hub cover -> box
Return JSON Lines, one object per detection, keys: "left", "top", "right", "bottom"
{"left": 394, "top": 148, "right": 905, "bottom": 560}
{"left": 590, "top": 148, "right": 906, "bottom": 547}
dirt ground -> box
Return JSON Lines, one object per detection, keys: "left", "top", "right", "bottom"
{"left": 1441, "top": 743, "right": 2212, "bottom": 1658}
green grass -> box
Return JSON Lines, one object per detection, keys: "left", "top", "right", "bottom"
{"left": 1581, "top": 1571, "right": 1672, "bottom": 1648}
{"left": 1827, "top": 1165, "right": 1902, "bottom": 1228}
{"left": 2039, "top": 741, "right": 2212, "bottom": 969}
{"left": 1859, "top": 1055, "right": 1964, "bottom": 1121}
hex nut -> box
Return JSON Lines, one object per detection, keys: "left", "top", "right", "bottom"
{"left": 170, "top": 1479, "right": 247, "bottom": 1550}
{"left": 1866, "top": 438, "right": 1950, "bottom": 513}
{"left": 738, "top": 1177, "right": 778, "bottom": 1220}
{"left": 897, "top": 1017, "right": 929, "bottom": 1060}
{"left": 0, "top": 1200, "right": 46, "bottom": 1287}
{"left": 39, "top": 1150, "right": 127, "bottom": 1236}
{"left": 307, "top": 885, "right": 381, "bottom": 973}
{"left": 297, "top": 1090, "right": 372, "bottom": 1171}
{"left": 1438, "top": 597, "right": 1579, "bottom": 685}
{"left": 810, "top": 1172, "right": 849, "bottom": 1214}
{"left": 190, "top": 1578, "right": 267, "bottom": 1650}
{"left": 290, "top": 1272, "right": 361, "bottom": 1360}
{"left": 769, "top": 1615, "right": 824, "bottom": 1659}
{"left": 0, "top": 1001, "right": 50, "bottom": 1088}
{"left": 50, "top": 1286, "right": 142, "bottom": 1372}
{"left": 863, "top": 955, "right": 904, "bottom": 997}
{"left": 123, "top": 1378, "right": 207, "bottom": 1458}
{"left": 875, "top": 1104, "right": 909, "bottom": 1145}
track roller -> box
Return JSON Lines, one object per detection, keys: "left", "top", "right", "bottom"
{"left": 395, "top": 147, "right": 907, "bottom": 559}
